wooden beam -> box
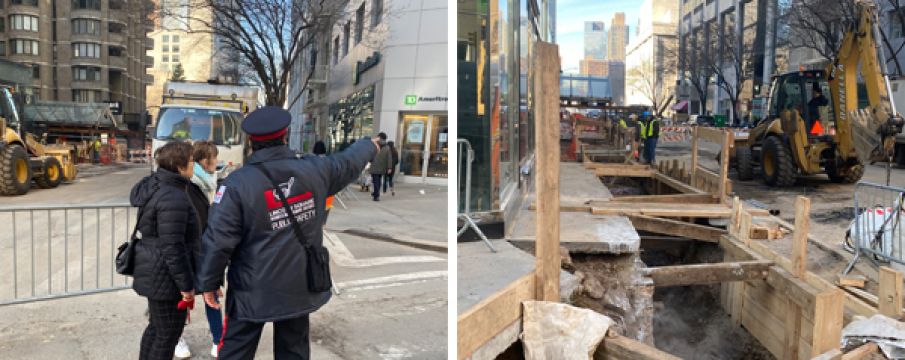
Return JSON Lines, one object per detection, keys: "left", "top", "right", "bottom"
{"left": 878, "top": 266, "right": 904, "bottom": 318}
{"left": 740, "top": 211, "right": 753, "bottom": 245}
{"left": 697, "top": 126, "right": 727, "bottom": 144}
{"left": 457, "top": 274, "right": 535, "bottom": 359}
{"left": 611, "top": 193, "right": 719, "bottom": 204}
{"left": 691, "top": 126, "right": 699, "bottom": 181}
{"left": 812, "top": 349, "right": 843, "bottom": 360}
{"left": 836, "top": 275, "right": 867, "bottom": 289}
{"left": 793, "top": 196, "right": 811, "bottom": 278}
{"left": 811, "top": 289, "right": 845, "bottom": 357}
{"left": 644, "top": 260, "right": 773, "bottom": 287}
{"left": 719, "top": 130, "right": 731, "bottom": 199}
{"left": 654, "top": 172, "right": 706, "bottom": 194}
{"left": 595, "top": 165, "right": 654, "bottom": 178}
{"left": 841, "top": 342, "right": 879, "bottom": 360}
{"left": 628, "top": 215, "right": 726, "bottom": 243}
{"left": 590, "top": 202, "right": 771, "bottom": 218}
{"left": 594, "top": 334, "right": 681, "bottom": 360}
{"left": 533, "top": 41, "right": 560, "bottom": 302}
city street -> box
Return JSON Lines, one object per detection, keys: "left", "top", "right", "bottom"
{"left": 0, "top": 164, "right": 448, "bottom": 359}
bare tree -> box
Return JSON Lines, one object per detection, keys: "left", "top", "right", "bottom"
{"left": 673, "top": 30, "right": 710, "bottom": 115}
{"left": 160, "top": 0, "right": 354, "bottom": 106}
{"left": 628, "top": 40, "right": 677, "bottom": 117}
{"left": 708, "top": 20, "right": 755, "bottom": 124}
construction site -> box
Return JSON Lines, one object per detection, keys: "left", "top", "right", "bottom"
{"left": 456, "top": 4, "right": 905, "bottom": 356}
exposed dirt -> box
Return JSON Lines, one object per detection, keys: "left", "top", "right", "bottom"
{"left": 641, "top": 244, "right": 775, "bottom": 360}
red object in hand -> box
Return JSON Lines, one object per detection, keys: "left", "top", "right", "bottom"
{"left": 178, "top": 297, "right": 195, "bottom": 322}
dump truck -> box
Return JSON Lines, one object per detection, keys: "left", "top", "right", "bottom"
{"left": 735, "top": 0, "right": 904, "bottom": 186}
{"left": 0, "top": 87, "right": 78, "bottom": 196}
{"left": 148, "top": 81, "right": 263, "bottom": 178}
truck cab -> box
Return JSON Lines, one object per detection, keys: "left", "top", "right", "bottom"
{"left": 151, "top": 104, "right": 245, "bottom": 178}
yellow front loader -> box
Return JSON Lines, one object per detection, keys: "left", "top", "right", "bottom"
{"left": 0, "top": 87, "right": 77, "bottom": 196}
{"left": 736, "top": 0, "right": 904, "bottom": 186}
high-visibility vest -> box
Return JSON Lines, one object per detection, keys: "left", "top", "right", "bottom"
{"left": 618, "top": 119, "right": 627, "bottom": 128}
{"left": 638, "top": 121, "right": 647, "bottom": 140}
{"left": 646, "top": 118, "right": 659, "bottom": 138}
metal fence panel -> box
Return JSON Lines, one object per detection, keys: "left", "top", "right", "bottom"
{"left": 845, "top": 182, "right": 905, "bottom": 273}
{"left": 0, "top": 203, "right": 136, "bottom": 306}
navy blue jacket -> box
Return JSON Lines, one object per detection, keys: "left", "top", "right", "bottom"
{"left": 196, "top": 139, "right": 376, "bottom": 322}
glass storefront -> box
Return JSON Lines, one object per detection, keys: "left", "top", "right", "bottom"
{"left": 399, "top": 113, "right": 448, "bottom": 181}
{"left": 328, "top": 85, "right": 374, "bottom": 152}
{"left": 457, "top": 0, "right": 554, "bottom": 214}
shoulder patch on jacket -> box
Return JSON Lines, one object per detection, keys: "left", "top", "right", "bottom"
{"left": 214, "top": 186, "right": 226, "bottom": 204}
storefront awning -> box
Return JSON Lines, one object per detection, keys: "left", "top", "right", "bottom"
{"left": 672, "top": 100, "right": 689, "bottom": 111}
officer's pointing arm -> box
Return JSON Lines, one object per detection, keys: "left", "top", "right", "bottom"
{"left": 325, "top": 138, "right": 378, "bottom": 195}
{"left": 197, "top": 184, "right": 243, "bottom": 292}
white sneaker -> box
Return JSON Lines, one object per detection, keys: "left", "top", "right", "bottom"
{"left": 210, "top": 343, "right": 218, "bottom": 357}
{"left": 174, "top": 337, "right": 192, "bottom": 358}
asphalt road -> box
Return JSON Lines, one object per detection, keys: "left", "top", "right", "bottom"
{"left": 0, "top": 164, "right": 448, "bottom": 359}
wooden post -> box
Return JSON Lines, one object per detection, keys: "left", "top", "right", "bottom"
{"left": 719, "top": 130, "right": 731, "bottom": 200}
{"left": 691, "top": 126, "right": 699, "bottom": 183}
{"left": 533, "top": 41, "right": 561, "bottom": 302}
{"left": 739, "top": 211, "right": 753, "bottom": 245}
{"left": 792, "top": 196, "right": 810, "bottom": 278}
{"left": 810, "top": 289, "right": 845, "bottom": 357}
{"left": 730, "top": 196, "right": 741, "bottom": 237}
{"left": 785, "top": 196, "right": 812, "bottom": 360}
{"left": 879, "top": 266, "right": 904, "bottom": 318}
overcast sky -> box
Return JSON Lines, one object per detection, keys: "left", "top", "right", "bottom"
{"left": 557, "top": 0, "right": 641, "bottom": 73}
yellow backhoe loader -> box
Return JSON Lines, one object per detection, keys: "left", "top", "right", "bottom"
{"left": 736, "top": 0, "right": 904, "bottom": 186}
{"left": 0, "top": 87, "right": 77, "bottom": 195}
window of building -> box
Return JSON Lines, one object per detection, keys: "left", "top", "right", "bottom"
{"left": 108, "top": 22, "right": 124, "bottom": 34}
{"left": 891, "top": 9, "right": 905, "bottom": 39}
{"left": 355, "top": 4, "right": 364, "bottom": 44}
{"left": 72, "top": 19, "right": 100, "bottom": 35}
{"left": 0, "top": 41, "right": 6, "bottom": 56}
{"left": 343, "top": 21, "right": 350, "bottom": 56}
{"left": 73, "top": 66, "right": 101, "bottom": 81}
{"left": 333, "top": 36, "right": 339, "bottom": 64}
{"left": 0, "top": 18, "right": 5, "bottom": 32}
{"left": 172, "top": 44, "right": 179, "bottom": 52}
{"left": 11, "top": 39, "right": 38, "bottom": 55}
{"left": 72, "top": 42, "right": 100, "bottom": 58}
{"left": 162, "top": 44, "right": 169, "bottom": 52}
{"left": 71, "top": 0, "right": 100, "bottom": 10}
{"left": 10, "top": 0, "right": 37, "bottom": 6}
{"left": 109, "top": 0, "right": 123, "bottom": 10}
{"left": 72, "top": 89, "right": 102, "bottom": 103}
{"left": 32, "top": 65, "right": 38, "bottom": 79}
{"left": 371, "top": 0, "right": 382, "bottom": 28}
{"left": 10, "top": 14, "right": 39, "bottom": 32}
{"left": 309, "top": 46, "right": 317, "bottom": 68}
{"left": 0, "top": 0, "right": 4, "bottom": 8}
{"left": 162, "top": 54, "right": 169, "bottom": 63}
{"left": 108, "top": 46, "right": 123, "bottom": 57}
{"left": 163, "top": 35, "right": 170, "bottom": 43}
{"left": 172, "top": 35, "right": 179, "bottom": 42}
{"left": 172, "top": 54, "right": 179, "bottom": 63}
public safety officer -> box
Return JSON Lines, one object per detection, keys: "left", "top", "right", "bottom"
{"left": 195, "top": 106, "right": 378, "bottom": 359}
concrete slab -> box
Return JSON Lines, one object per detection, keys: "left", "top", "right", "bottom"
{"left": 509, "top": 163, "right": 640, "bottom": 254}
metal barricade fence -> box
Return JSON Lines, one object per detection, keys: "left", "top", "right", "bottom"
{"left": 0, "top": 203, "right": 136, "bottom": 306}
{"left": 844, "top": 181, "right": 905, "bottom": 274}
{"left": 457, "top": 139, "right": 495, "bottom": 252}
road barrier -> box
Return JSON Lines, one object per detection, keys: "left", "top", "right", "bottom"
{"left": 0, "top": 203, "right": 136, "bottom": 306}
{"left": 844, "top": 181, "right": 905, "bottom": 273}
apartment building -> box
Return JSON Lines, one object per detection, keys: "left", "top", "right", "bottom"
{"left": 0, "top": 0, "right": 153, "bottom": 125}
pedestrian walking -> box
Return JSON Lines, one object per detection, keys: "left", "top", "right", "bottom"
{"left": 369, "top": 132, "right": 393, "bottom": 201}
{"left": 384, "top": 140, "right": 399, "bottom": 196}
{"left": 130, "top": 141, "right": 200, "bottom": 360}
{"left": 195, "top": 107, "right": 378, "bottom": 360}
{"left": 184, "top": 140, "right": 224, "bottom": 358}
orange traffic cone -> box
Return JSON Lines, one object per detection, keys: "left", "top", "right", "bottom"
{"left": 809, "top": 120, "right": 824, "bottom": 135}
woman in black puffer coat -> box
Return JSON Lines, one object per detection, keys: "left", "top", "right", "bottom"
{"left": 130, "top": 141, "right": 201, "bottom": 360}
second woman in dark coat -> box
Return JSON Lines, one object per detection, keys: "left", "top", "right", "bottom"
{"left": 130, "top": 141, "right": 200, "bottom": 360}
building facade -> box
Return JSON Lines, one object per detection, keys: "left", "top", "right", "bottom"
{"left": 458, "top": 0, "right": 556, "bottom": 230}
{"left": 145, "top": 3, "right": 236, "bottom": 118}
{"left": 607, "top": 12, "right": 629, "bottom": 61}
{"left": 579, "top": 57, "right": 609, "bottom": 76}
{"left": 584, "top": 21, "right": 607, "bottom": 60}
{"left": 290, "top": 0, "right": 448, "bottom": 185}
{"left": 678, "top": 0, "right": 779, "bottom": 121}
{"left": 0, "top": 0, "right": 153, "bottom": 128}
{"left": 625, "top": 0, "right": 678, "bottom": 110}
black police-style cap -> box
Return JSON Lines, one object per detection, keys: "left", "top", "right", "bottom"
{"left": 242, "top": 106, "right": 291, "bottom": 139}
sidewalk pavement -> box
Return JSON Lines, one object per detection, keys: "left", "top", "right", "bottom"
{"left": 327, "top": 181, "right": 448, "bottom": 249}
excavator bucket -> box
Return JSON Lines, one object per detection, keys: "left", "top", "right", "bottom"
{"left": 849, "top": 108, "right": 894, "bottom": 162}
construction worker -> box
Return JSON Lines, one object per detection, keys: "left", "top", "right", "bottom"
{"left": 644, "top": 113, "right": 661, "bottom": 165}
{"left": 632, "top": 114, "right": 644, "bottom": 160}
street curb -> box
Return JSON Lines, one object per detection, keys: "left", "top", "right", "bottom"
{"left": 331, "top": 228, "right": 448, "bottom": 253}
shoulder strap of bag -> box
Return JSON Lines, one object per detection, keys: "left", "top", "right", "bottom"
{"left": 131, "top": 187, "right": 163, "bottom": 243}
{"left": 252, "top": 164, "right": 309, "bottom": 248}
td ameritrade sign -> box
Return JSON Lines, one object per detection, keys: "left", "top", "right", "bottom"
{"left": 404, "top": 95, "right": 448, "bottom": 106}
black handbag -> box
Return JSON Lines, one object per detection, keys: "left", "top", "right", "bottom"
{"left": 253, "top": 164, "right": 332, "bottom": 293}
{"left": 116, "top": 194, "right": 156, "bottom": 276}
